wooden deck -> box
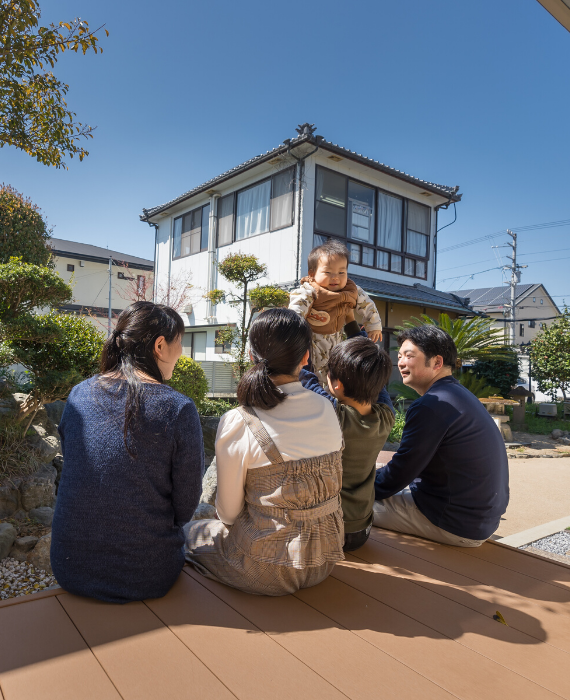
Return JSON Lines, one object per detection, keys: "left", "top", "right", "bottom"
{"left": 1, "top": 529, "right": 569, "bottom": 700}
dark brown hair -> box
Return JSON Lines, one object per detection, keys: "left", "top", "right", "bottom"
{"left": 328, "top": 337, "right": 392, "bottom": 404}
{"left": 237, "top": 308, "right": 312, "bottom": 410}
{"left": 308, "top": 240, "right": 350, "bottom": 274}
{"left": 396, "top": 326, "right": 457, "bottom": 369}
{"left": 99, "top": 301, "right": 185, "bottom": 455}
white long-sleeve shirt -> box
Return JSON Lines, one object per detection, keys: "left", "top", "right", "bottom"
{"left": 214, "top": 381, "right": 342, "bottom": 525}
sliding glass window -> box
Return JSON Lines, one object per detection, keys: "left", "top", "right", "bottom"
{"left": 172, "top": 204, "right": 210, "bottom": 260}
{"left": 313, "top": 165, "right": 430, "bottom": 280}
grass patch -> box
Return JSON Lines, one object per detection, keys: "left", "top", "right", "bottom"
{"left": 506, "top": 402, "right": 570, "bottom": 435}
{"left": 0, "top": 416, "right": 41, "bottom": 484}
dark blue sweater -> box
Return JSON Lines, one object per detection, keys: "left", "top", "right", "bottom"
{"left": 374, "top": 376, "right": 509, "bottom": 540}
{"left": 51, "top": 377, "right": 204, "bottom": 603}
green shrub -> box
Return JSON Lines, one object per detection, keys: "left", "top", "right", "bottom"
{"left": 168, "top": 356, "right": 209, "bottom": 409}
{"left": 472, "top": 351, "right": 519, "bottom": 398}
{"left": 8, "top": 311, "right": 105, "bottom": 407}
{"left": 458, "top": 370, "right": 499, "bottom": 398}
{"left": 388, "top": 406, "right": 406, "bottom": 443}
{"left": 199, "top": 397, "right": 237, "bottom": 417}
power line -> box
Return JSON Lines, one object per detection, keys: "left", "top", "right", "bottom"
{"left": 438, "top": 218, "right": 570, "bottom": 254}
{"left": 438, "top": 254, "right": 570, "bottom": 284}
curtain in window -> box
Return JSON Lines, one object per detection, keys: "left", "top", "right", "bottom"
{"left": 406, "top": 231, "right": 428, "bottom": 257}
{"left": 218, "top": 194, "right": 234, "bottom": 246}
{"left": 407, "top": 201, "right": 430, "bottom": 234}
{"left": 236, "top": 181, "right": 271, "bottom": 240}
{"left": 270, "top": 169, "right": 294, "bottom": 230}
{"left": 173, "top": 217, "right": 182, "bottom": 258}
{"left": 348, "top": 181, "right": 375, "bottom": 243}
{"left": 377, "top": 192, "right": 402, "bottom": 251}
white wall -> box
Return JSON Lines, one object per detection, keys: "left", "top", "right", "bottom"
{"left": 151, "top": 151, "right": 452, "bottom": 360}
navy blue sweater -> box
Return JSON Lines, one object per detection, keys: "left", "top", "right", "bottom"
{"left": 51, "top": 377, "right": 204, "bottom": 603}
{"left": 374, "top": 376, "right": 509, "bottom": 540}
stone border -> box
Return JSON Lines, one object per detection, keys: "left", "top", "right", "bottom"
{"left": 496, "top": 515, "right": 570, "bottom": 548}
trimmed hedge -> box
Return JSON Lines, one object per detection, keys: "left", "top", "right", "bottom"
{"left": 168, "top": 356, "right": 209, "bottom": 409}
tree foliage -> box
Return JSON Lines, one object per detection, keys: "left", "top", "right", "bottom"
{"left": 167, "top": 355, "right": 209, "bottom": 410}
{"left": 529, "top": 308, "right": 570, "bottom": 400}
{"left": 0, "top": 184, "right": 53, "bottom": 265}
{"left": 211, "top": 252, "right": 289, "bottom": 378}
{"left": 397, "top": 313, "right": 514, "bottom": 370}
{"left": 0, "top": 256, "right": 71, "bottom": 324}
{"left": 0, "top": 0, "right": 108, "bottom": 168}
{"left": 472, "top": 350, "right": 520, "bottom": 398}
{"left": 7, "top": 310, "right": 104, "bottom": 430}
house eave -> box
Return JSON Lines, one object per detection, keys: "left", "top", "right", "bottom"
{"left": 141, "top": 134, "right": 462, "bottom": 222}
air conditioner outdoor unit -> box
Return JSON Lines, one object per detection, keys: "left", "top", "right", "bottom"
{"left": 537, "top": 403, "right": 557, "bottom": 417}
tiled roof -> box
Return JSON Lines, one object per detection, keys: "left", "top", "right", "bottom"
{"left": 50, "top": 238, "right": 153, "bottom": 270}
{"left": 447, "top": 284, "right": 538, "bottom": 308}
{"left": 141, "top": 131, "right": 461, "bottom": 220}
{"left": 351, "top": 275, "right": 473, "bottom": 313}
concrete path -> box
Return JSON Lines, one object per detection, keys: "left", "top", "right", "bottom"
{"left": 497, "top": 457, "right": 570, "bottom": 538}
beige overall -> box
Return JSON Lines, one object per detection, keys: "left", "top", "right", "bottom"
{"left": 185, "top": 405, "right": 345, "bottom": 596}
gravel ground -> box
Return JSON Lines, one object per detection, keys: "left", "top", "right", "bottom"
{"left": 0, "top": 558, "right": 58, "bottom": 600}
{"left": 521, "top": 530, "right": 570, "bottom": 556}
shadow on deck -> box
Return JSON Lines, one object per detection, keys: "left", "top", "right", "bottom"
{"left": 1, "top": 529, "right": 569, "bottom": 700}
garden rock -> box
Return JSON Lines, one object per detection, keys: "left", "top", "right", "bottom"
{"left": 557, "top": 437, "right": 570, "bottom": 446}
{"left": 27, "top": 532, "right": 52, "bottom": 574}
{"left": 28, "top": 506, "right": 54, "bottom": 526}
{"left": 44, "top": 400, "right": 65, "bottom": 426}
{"left": 20, "top": 464, "right": 56, "bottom": 511}
{"left": 191, "top": 503, "right": 217, "bottom": 521}
{"left": 551, "top": 429, "right": 563, "bottom": 440}
{"left": 26, "top": 425, "right": 60, "bottom": 463}
{"left": 199, "top": 459, "right": 217, "bottom": 506}
{"left": 200, "top": 416, "right": 220, "bottom": 467}
{"left": 9, "top": 536, "right": 38, "bottom": 562}
{"left": 0, "top": 522, "right": 17, "bottom": 560}
{"left": 0, "top": 482, "right": 21, "bottom": 518}
{"left": 0, "top": 395, "right": 18, "bottom": 417}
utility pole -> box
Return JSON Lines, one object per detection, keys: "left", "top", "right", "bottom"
{"left": 108, "top": 256, "right": 113, "bottom": 338}
{"left": 502, "top": 230, "right": 527, "bottom": 347}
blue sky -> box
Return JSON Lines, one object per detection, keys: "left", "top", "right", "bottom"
{"left": 3, "top": 0, "right": 569, "bottom": 304}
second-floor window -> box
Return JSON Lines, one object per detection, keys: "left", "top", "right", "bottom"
{"left": 314, "top": 165, "right": 430, "bottom": 280}
{"left": 173, "top": 204, "right": 210, "bottom": 259}
{"left": 218, "top": 167, "right": 295, "bottom": 246}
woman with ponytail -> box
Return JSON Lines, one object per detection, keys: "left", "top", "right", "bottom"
{"left": 51, "top": 301, "right": 204, "bottom": 603}
{"left": 185, "top": 308, "right": 344, "bottom": 595}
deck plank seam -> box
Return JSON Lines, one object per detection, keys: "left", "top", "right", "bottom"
{"left": 456, "top": 543, "right": 570, "bottom": 590}
{"left": 291, "top": 587, "right": 463, "bottom": 700}
{"left": 54, "top": 594, "right": 127, "bottom": 700}
{"left": 358, "top": 540, "right": 570, "bottom": 654}
{"left": 140, "top": 596, "right": 242, "bottom": 700}
{"left": 369, "top": 530, "right": 570, "bottom": 594}
{"left": 181, "top": 568, "right": 354, "bottom": 700}
{"left": 339, "top": 554, "right": 569, "bottom": 698}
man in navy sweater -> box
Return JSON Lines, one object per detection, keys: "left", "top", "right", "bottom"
{"left": 374, "top": 326, "right": 509, "bottom": 547}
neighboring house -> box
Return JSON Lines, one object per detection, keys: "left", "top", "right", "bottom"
{"left": 449, "top": 284, "right": 560, "bottom": 344}
{"left": 141, "top": 124, "right": 474, "bottom": 391}
{"left": 50, "top": 238, "right": 154, "bottom": 332}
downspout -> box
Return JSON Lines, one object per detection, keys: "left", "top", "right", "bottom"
{"left": 283, "top": 136, "right": 322, "bottom": 284}
{"left": 142, "top": 208, "right": 159, "bottom": 301}
{"left": 207, "top": 193, "right": 221, "bottom": 321}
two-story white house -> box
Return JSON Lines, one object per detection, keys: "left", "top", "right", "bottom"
{"left": 142, "top": 124, "right": 473, "bottom": 392}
